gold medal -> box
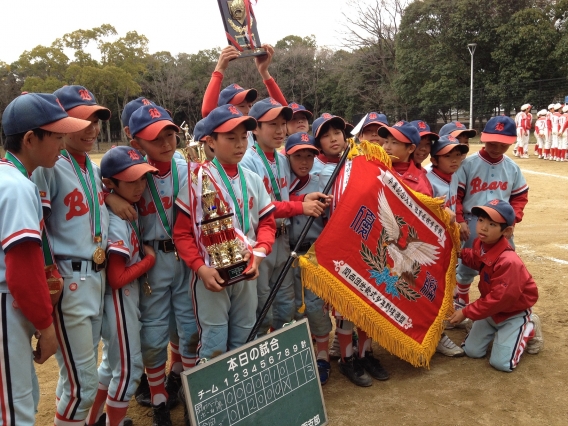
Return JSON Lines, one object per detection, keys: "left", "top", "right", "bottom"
{"left": 143, "top": 277, "right": 152, "bottom": 296}
{"left": 47, "top": 277, "right": 62, "bottom": 295}
{"left": 93, "top": 246, "right": 106, "bottom": 265}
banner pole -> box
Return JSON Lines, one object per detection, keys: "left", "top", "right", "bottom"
{"left": 247, "top": 139, "right": 355, "bottom": 342}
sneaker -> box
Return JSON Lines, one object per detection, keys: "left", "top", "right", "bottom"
{"left": 464, "top": 319, "right": 473, "bottom": 333}
{"left": 317, "top": 359, "right": 331, "bottom": 385}
{"left": 338, "top": 356, "right": 372, "bottom": 387}
{"left": 436, "top": 334, "right": 465, "bottom": 357}
{"left": 513, "top": 149, "right": 519, "bottom": 157}
{"left": 329, "top": 334, "right": 341, "bottom": 359}
{"left": 135, "top": 373, "right": 152, "bottom": 407}
{"left": 89, "top": 414, "right": 133, "bottom": 426}
{"left": 358, "top": 352, "right": 389, "bottom": 381}
{"left": 152, "top": 402, "right": 172, "bottom": 426}
{"left": 165, "top": 371, "right": 181, "bottom": 409}
{"left": 521, "top": 154, "right": 529, "bottom": 159}
{"left": 526, "top": 313, "right": 544, "bottom": 354}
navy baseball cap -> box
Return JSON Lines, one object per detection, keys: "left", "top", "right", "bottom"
{"left": 205, "top": 104, "right": 257, "bottom": 134}
{"left": 480, "top": 116, "right": 517, "bottom": 144}
{"left": 218, "top": 83, "right": 258, "bottom": 107}
{"left": 361, "top": 112, "right": 388, "bottom": 130}
{"left": 472, "top": 199, "right": 515, "bottom": 227}
{"left": 288, "top": 102, "right": 313, "bottom": 120}
{"left": 2, "top": 92, "right": 91, "bottom": 136}
{"left": 378, "top": 120, "right": 420, "bottom": 145}
{"left": 285, "top": 132, "right": 319, "bottom": 155}
{"left": 431, "top": 135, "right": 469, "bottom": 156}
{"left": 53, "top": 85, "right": 111, "bottom": 121}
{"left": 439, "top": 121, "right": 476, "bottom": 139}
{"left": 410, "top": 120, "right": 439, "bottom": 141}
{"left": 129, "top": 105, "right": 179, "bottom": 140}
{"left": 193, "top": 118, "right": 211, "bottom": 142}
{"left": 312, "top": 113, "right": 346, "bottom": 138}
{"left": 249, "top": 98, "right": 293, "bottom": 122}
{"left": 122, "top": 97, "right": 155, "bottom": 128}
{"left": 101, "top": 146, "right": 158, "bottom": 181}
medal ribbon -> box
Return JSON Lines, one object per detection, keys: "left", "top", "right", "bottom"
{"left": 145, "top": 159, "right": 179, "bottom": 239}
{"left": 254, "top": 143, "right": 282, "bottom": 201}
{"left": 211, "top": 158, "right": 249, "bottom": 235}
{"left": 5, "top": 151, "right": 55, "bottom": 266}
{"left": 61, "top": 150, "right": 102, "bottom": 243}
{"left": 130, "top": 216, "right": 145, "bottom": 257}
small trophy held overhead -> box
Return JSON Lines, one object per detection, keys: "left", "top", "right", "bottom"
{"left": 217, "top": 0, "right": 267, "bottom": 59}
{"left": 196, "top": 173, "right": 250, "bottom": 286}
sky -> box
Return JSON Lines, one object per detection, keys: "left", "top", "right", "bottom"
{"left": 1, "top": 0, "right": 355, "bottom": 63}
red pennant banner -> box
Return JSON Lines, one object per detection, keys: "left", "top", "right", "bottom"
{"left": 299, "top": 143, "right": 460, "bottom": 367}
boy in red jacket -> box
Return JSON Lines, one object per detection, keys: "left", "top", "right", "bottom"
{"left": 449, "top": 199, "right": 543, "bottom": 372}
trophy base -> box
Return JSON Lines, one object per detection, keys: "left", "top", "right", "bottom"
{"left": 218, "top": 260, "right": 250, "bottom": 286}
{"left": 232, "top": 49, "right": 268, "bottom": 60}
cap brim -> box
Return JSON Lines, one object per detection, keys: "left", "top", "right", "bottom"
{"left": 136, "top": 121, "right": 180, "bottom": 140}
{"left": 40, "top": 116, "right": 91, "bottom": 134}
{"left": 315, "top": 117, "right": 346, "bottom": 137}
{"left": 362, "top": 121, "right": 387, "bottom": 129}
{"left": 451, "top": 129, "right": 477, "bottom": 138}
{"left": 480, "top": 132, "right": 516, "bottom": 144}
{"left": 230, "top": 89, "right": 258, "bottom": 105}
{"left": 113, "top": 163, "right": 159, "bottom": 182}
{"left": 214, "top": 116, "right": 257, "bottom": 133}
{"left": 67, "top": 104, "right": 111, "bottom": 121}
{"left": 286, "top": 144, "right": 319, "bottom": 155}
{"left": 258, "top": 106, "right": 293, "bottom": 122}
{"left": 292, "top": 110, "right": 313, "bottom": 119}
{"left": 378, "top": 126, "right": 411, "bottom": 143}
{"left": 471, "top": 206, "right": 506, "bottom": 224}
{"left": 419, "top": 131, "right": 440, "bottom": 140}
{"left": 436, "top": 143, "right": 469, "bottom": 156}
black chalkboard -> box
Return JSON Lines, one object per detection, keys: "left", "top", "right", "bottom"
{"left": 182, "top": 319, "right": 328, "bottom": 426}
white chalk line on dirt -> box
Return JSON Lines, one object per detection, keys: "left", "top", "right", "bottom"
{"left": 519, "top": 168, "right": 568, "bottom": 180}
{"left": 516, "top": 245, "right": 568, "bottom": 266}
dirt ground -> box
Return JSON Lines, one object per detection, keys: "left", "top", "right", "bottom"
{"left": 33, "top": 144, "right": 568, "bottom": 425}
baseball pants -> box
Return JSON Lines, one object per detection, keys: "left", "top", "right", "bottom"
{"left": 53, "top": 260, "right": 104, "bottom": 423}
{"left": 139, "top": 248, "right": 196, "bottom": 369}
{"left": 256, "top": 232, "right": 295, "bottom": 335}
{"left": 192, "top": 275, "right": 258, "bottom": 360}
{"left": 464, "top": 310, "right": 534, "bottom": 372}
{"left": 0, "top": 293, "right": 40, "bottom": 426}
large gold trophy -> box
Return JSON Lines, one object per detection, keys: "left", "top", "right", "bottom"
{"left": 217, "top": 0, "right": 267, "bottom": 59}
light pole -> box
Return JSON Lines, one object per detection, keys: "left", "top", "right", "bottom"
{"left": 468, "top": 43, "right": 477, "bottom": 130}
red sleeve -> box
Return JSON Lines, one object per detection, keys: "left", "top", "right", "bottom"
{"left": 264, "top": 78, "right": 287, "bottom": 107}
{"left": 456, "top": 187, "right": 466, "bottom": 223}
{"left": 106, "top": 253, "right": 156, "bottom": 290}
{"left": 547, "top": 119, "right": 552, "bottom": 132}
{"left": 5, "top": 241, "right": 53, "bottom": 330}
{"left": 459, "top": 248, "right": 480, "bottom": 271}
{"left": 289, "top": 194, "right": 306, "bottom": 202}
{"left": 202, "top": 71, "right": 224, "bottom": 118}
{"left": 273, "top": 200, "right": 303, "bottom": 218}
{"left": 509, "top": 190, "right": 528, "bottom": 223}
{"left": 462, "top": 259, "right": 525, "bottom": 321}
{"left": 254, "top": 211, "right": 276, "bottom": 255}
{"left": 173, "top": 210, "right": 206, "bottom": 272}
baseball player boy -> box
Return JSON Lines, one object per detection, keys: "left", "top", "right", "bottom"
{"left": 1, "top": 92, "right": 89, "bottom": 426}
{"left": 286, "top": 132, "right": 334, "bottom": 385}
{"left": 173, "top": 104, "right": 276, "bottom": 361}
{"left": 550, "top": 103, "right": 563, "bottom": 160}
{"left": 454, "top": 116, "right": 529, "bottom": 310}
{"left": 124, "top": 104, "right": 194, "bottom": 425}
{"left": 409, "top": 119, "right": 439, "bottom": 169}
{"left": 30, "top": 85, "right": 111, "bottom": 425}
{"left": 559, "top": 105, "right": 568, "bottom": 161}
{"left": 242, "top": 98, "right": 327, "bottom": 335}
{"left": 85, "top": 147, "right": 158, "bottom": 426}
{"left": 534, "top": 110, "right": 547, "bottom": 159}
{"left": 544, "top": 104, "right": 555, "bottom": 159}
{"left": 358, "top": 112, "right": 389, "bottom": 146}
{"left": 449, "top": 200, "right": 543, "bottom": 371}
{"left": 287, "top": 102, "right": 313, "bottom": 135}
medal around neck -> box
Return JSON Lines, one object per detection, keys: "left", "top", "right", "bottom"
{"left": 194, "top": 172, "right": 249, "bottom": 286}
{"left": 217, "top": 0, "right": 267, "bottom": 59}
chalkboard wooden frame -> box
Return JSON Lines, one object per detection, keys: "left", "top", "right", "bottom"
{"left": 182, "top": 319, "right": 328, "bottom": 426}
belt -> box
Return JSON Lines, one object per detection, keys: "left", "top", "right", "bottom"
{"left": 145, "top": 239, "right": 176, "bottom": 252}
{"left": 71, "top": 260, "right": 107, "bottom": 273}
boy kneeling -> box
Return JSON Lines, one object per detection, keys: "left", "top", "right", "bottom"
{"left": 449, "top": 200, "right": 543, "bottom": 372}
